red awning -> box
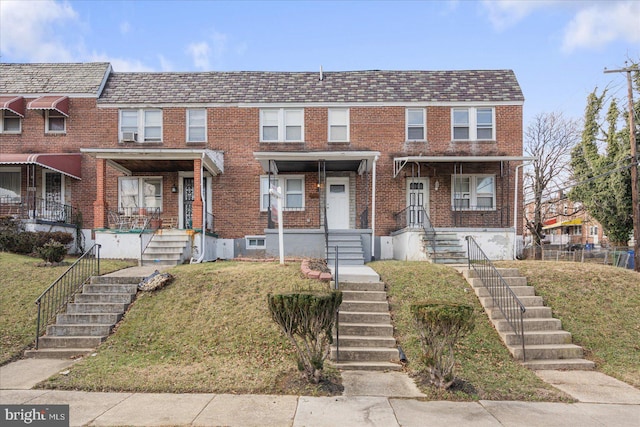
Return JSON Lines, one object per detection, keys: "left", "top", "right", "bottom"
{"left": 0, "top": 96, "right": 25, "bottom": 117}
{"left": 27, "top": 96, "right": 69, "bottom": 117}
{"left": 0, "top": 153, "right": 81, "bottom": 180}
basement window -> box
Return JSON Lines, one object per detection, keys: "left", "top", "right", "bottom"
{"left": 246, "top": 235, "right": 266, "bottom": 249}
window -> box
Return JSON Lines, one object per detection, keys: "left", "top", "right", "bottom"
{"left": 406, "top": 108, "right": 425, "bottom": 141}
{"left": 119, "top": 109, "right": 163, "bottom": 142}
{"left": 589, "top": 226, "right": 598, "bottom": 236}
{"left": 46, "top": 111, "right": 66, "bottom": 133}
{"left": 245, "top": 235, "right": 266, "bottom": 249}
{"left": 187, "top": 109, "right": 206, "bottom": 142}
{"left": 260, "top": 175, "right": 305, "bottom": 210}
{"left": 0, "top": 169, "right": 21, "bottom": 202}
{"left": 1, "top": 111, "right": 21, "bottom": 133}
{"left": 452, "top": 175, "right": 495, "bottom": 210}
{"left": 119, "top": 177, "right": 163, "bottom": 212}
{"left": 452, "top": 107, "right": 494, "bottom": 140}
{"left": 328, "top": 108, "right": 349, "bottom": 142}
{"left": 260, "top": 108, "right": 304, "bottom": 142}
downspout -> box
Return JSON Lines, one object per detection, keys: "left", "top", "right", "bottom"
{"left": 370, "top": 154, "right": 379, "bottom": 261}
{"left": 191, "top": 152, "right": 207, "bottom": 263}
{"left": 513, "top": 162, "right": 532, "bottom": 260}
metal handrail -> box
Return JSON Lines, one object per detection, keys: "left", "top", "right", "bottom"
{"left": 394, "top": 204, "right": 437, "bottom": 260}
{"left": 334, "top": 246, "right": 340, "bottom": 362}
{"left": 3, "top": 195, "right": 79, "bottom": 225}
{"left": 34, "top": 244, "right": 101, "bottom": 349}
{"left": 466, "top": 236, "right": 527, "bottom": 361}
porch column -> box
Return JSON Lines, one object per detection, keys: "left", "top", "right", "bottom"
{"left": 93, "top": 158, "right": 107, "bottom": 228}
{"left": 192, "top": 158, "right": 203, "bottom": 230}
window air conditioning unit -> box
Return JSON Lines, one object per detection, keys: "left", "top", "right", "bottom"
{"left": 122, "top": 131, "right": 138, "bottom": 142}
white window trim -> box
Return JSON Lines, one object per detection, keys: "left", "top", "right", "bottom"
{"left": 245, "top": 235, "right": 266, "bottom": 249}
{"left": 451, "top": 174, "right": 496, "bottom": 211}
{"left": 451, "top": 107, "right": 495, "bottom": 141}
{"left": 118, "top": 176, "right": 164, "bottom": 212}
{"left": 260, "top": 175, "right": 305, "bottom": 211}
{"left": 260, "top": 108, "right": 304, "bottom": 142}
{"left": 119, "top": 109, "right": 163, "bottom": 143}
{"left": 45, "top": 110, "right": 66, "bottom": 134}
{"left": 0, "top": 167, "right": 22, "bottom": 202}
{"left": 328, "top": 108, "right": 350, "bottom": 142}
{"left": 186, "top": 109, "right": 207, "bottom": 143}
{"left": 1, "top": 110, "right": 22, "bottom": 134}
{"left": 406, "top": 108, "right": 426, "bottom": 141}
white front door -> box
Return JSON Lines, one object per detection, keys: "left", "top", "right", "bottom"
{"left": 406, "top": 177, "right": 429, "bottom": 228}
{"left": 326, "top": 177, "right": 350, "bottom": 229}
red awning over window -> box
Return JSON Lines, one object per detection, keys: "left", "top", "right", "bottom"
{"left": 27, "top": 96, "right": 70, "bottom": 117}
{"left": 0, "top": 153, "right": 81, "bottom": 180}
{"left": 0, "top": 96, "right": 25, "bottom": 117}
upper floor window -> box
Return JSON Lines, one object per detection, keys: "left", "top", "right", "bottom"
{"left": 119, "top": 109, "right": 162, "bottom": 143}
{"left": 260, "top": 175, "right": 305, "bottom": 210}
{"left": 187, "top": 109, "right": 206, "bottom": 143}
{"left": 260, "top": 108, "right": 304, "bottom": 142}
{"left": 46, "top": 111, "right": 66, "bottom": 133}
{"left": 452, "top": 174, "right": 495, "bottom": 210}
{"left": 452, "top": 107, "right": 494, "bottom": 140}
{"left": 1, "top": 111, "right": 21, "bottom": 133}
{"left": 328, "top": 108, "right": 349, "bottom": 142}
{"left": 406, "top": 108, "right": 426, "bottom": 141}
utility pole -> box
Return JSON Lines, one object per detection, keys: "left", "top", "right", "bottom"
{"left": 605, "top": 64, "right": 639, "bottom": 272}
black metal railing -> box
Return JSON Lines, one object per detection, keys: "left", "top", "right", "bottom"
{"left": 34, "top": 244, "right": 101, "bottom": 349}
{"left": 107, "top": 207, "right": 161, "bottom": 231}
{"left": 1, "top": 195, "right": 79, "bottom": 225}
{"left": 394, "top": 205, "right": 437, "bottom": 258}
{"left": 333, "top": 246, "right": 340, "bottom": 362}
{"left": 453, "top": 205, "right": 510, "bottom": 228}
{"left": 466, "top": 236, "right": 526, "bottom": 361}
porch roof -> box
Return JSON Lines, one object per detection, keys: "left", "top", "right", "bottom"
{"left": 393, "top": 155, "right": 535, "bottom": 178}
{"left": 80, "top": 148, "right": 224, "bottom": 175}
{"left": 254, "top": 151, "right": 380, "bottom": 174}
{"left": 0, "top": 153, "right": 82, "bottom": 179}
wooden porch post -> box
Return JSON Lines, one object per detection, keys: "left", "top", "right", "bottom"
{"left": 192, "top": 158, "right": 203, "bottom": 230}
{"left": 93, "top": 158, "right": 107, "bottom": 228}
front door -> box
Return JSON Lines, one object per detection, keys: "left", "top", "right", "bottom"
{"left": 43, "top": 171, "right": 64, "bottom": 220}
{"left": 326, "top": 177, "right": 350, "bottom": 229}
{"left": 182, "top": 177, "right": 207, "bottom": 229}
{"left": 406, "top": 177, "right": 429, "bottom": 228}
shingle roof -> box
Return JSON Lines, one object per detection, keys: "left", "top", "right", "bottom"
{"left": 0, "top": 63, "right": 111, "bottom": 96}
{"left": 98, "top": 70, "right": 524, "bottom": 105}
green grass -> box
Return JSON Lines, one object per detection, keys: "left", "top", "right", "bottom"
{"left": 497, "top": 261, "right": 640, "bottom": 388}
{"left": 0, "top": 252, "right": 136, "bottom": 364}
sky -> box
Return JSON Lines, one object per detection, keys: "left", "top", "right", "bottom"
{"left": 1, "top": 0, "right": 639, "bottom": 127}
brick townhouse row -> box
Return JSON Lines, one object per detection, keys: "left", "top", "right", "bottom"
{"left": 0, "top": 62, "right": 529, "bottom": 264}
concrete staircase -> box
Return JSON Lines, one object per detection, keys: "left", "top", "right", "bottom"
{"left": 462, "top": 268, "right": 595, "bottom": 370}
{"left": 141, "top": 230, "right": 190, "bottom": 266}
{"left": 330, "top": 280, "right": 401, "bottom": 371}
{"left": 327, "top": 231, "right": 365, "bottom": 267}
{"left": 25, "top": 275, "right": 143, "bottom": 359}
{"left": 424, "top": 232, "right": 467, "bottom": 265}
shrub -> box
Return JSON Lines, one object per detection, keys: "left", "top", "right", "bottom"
{"left": 36, "top": 239, "right": 68, "bottom": 263}
{"left": 267, "top": 291, "right": 342, "bottom": 383}
{"left": 34, "top": 231, "right": 74, "bottom": 248}
{"left": 411, "top": 300, "right": 475, "bottom": 389}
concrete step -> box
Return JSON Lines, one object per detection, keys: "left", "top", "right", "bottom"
{"left": 494, "top": 318, "right": 562, "bottom": 332}
{"left": 522, "top": 359, "right": 595, "bottom": 370}
{"left": 341, "top": 290, "right": 387, "bottom": 302}
{"left": 91, "top": 276, "right": 143, "bottom": 285}
{"left": 330, "top": 346, "right": 400, "bottom": 362}
{"left": 335, "top": 335, "right": 397, "bottom": 348}
{"left": 46, "top": 324, "right": 112, "bottom": 337}
{"left": 468, "top": 277, "right": 529, "bottom": 288}
{"left": 24, "top": 348, "right": 94, "bottom": 359}
{"left": 143, "top": 246, "right": 185, "bottom": 254}
{"left": 481, "top": 295, "right": 544, "bottom": 308}
{"left": 474, "top": 285, "right": 536, "bottom": 298}
{"left": 510, "top": 344, "right": 586, "bottom": 361}
{"left": 433, "top": 257, "right": 468, "bottom": 264}
{"left": 83, "top": 284, "right": 138, "bottom": 294}
{"left": 339, "top": 323, "right": 394, "bottom": 337}
{"left": 338, "top": 282, "right": 385, "bottom": 292}
{"left": 488, "top": 306, "right": 553, "bottom": 320}
{"left": 465, "top": 268, "right": 521, "bottom": 278}
{"left": 338, "top": 311, "right": 391, "bottom": 324}
{"left": 36, "top": 336, "right": 105, "bottom": 349}
{"left": 329, "top": 361, "right": 402, "bottom": 371}
{"left": 67, "top": 302, "right": 128, "bottom": 313}
{"left": 339, "top": 301, "right": 389, "bottom": 313}
{"left": 56, "top": 313, "right": 121, "bottom": 325}
{"left": 75, "top": 293, "right": 133, "bottom": 304}
{"left": 503, "top": 330, "right": 573, "bottom": 346}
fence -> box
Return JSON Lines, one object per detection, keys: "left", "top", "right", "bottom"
{"left": 521, "top": 246, "right": 635, "bottom": 269}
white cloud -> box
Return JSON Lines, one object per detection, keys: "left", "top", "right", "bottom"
{"left": 562, "top": 1, "right": 640, "bottom": 52}
{"left": 120, "top": 21, "right": 131, "bottom": 35}
{"left": 0, "top": 0, "right": 79, "bottom": 62}
{"left": 186, "top": 41, "right": 211, "bottom": 70}
{"left": 90, "top": 52, "right": 154, "bottom": 72}
{"left": 157, "top": 54, "right": 174, "bottom": 72}
{"left": 481, "top": 0, "right": 553, "bottom": 31}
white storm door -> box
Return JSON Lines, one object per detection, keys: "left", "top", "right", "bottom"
{"left": 326, "top": 177, "right": 350, "bottom": 229}
{"left": 406, "top": 178, "right": 429, "bottom": 228}
{"left": 42, "top": 171, "right": 64, "bottom": 219}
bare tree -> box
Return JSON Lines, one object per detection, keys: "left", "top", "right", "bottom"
{"left": 524, "top": 112, "right": 581, "bottom": 258}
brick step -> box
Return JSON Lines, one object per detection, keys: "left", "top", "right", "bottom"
{"left": 341, "top": 290, "right": 387, "bottom": 302}
{"left": 338, "top": 323, "right": 394, "bottom": 337}
{"left": 338, "top": 311, "right": 390, "bottom": 324}
{"left": 46, "top": 323, "right": 113, "bottom": 337}
{"left": 67, "top": 302, "right": 128, "bottom": 314}
{"left": 338, "top": 282, "right": 385, "bottom": 292}
{"left": 329, "top": 361, "right": 402, "bottom": 371}
{"left": 510, "top": 344, "right": 586, "bottom": 361}
{"left": 488, "top": 306, "right": 553, "bottom": 320}
{"left": 522, "top": 359, "right": 595, "bottom": 370}
{"left": 494, "top": 318, "right": 562, "bottom": 332}
{"left": 36, "top": 336, "right": 106, "bottom": 349}
{"left": 334, "top": 335, "right": 397, "bottom": 348}
{"left": 75, "top": 293, "right": 133, "bottom": 304}
{"left": 502, "top": 330, "right": 573, "bottom": 346}
{"left": 24, "top": 348, "right": 94, "bottom": 359}
{"left": 56, "top": 313, "right": 121, "bottom": 324}
{"left": 83, "top": 284, "right": 138, "bottom": 294}
{"left": 339, "top": 301, "right": 389, "bottom": 313}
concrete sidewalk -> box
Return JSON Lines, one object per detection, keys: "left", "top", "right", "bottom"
{"left": 2, "top": 358, "right": 639, "bottom": 427}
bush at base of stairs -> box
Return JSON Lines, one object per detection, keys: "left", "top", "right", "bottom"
{"left": 36, "top": 239, "right": 68, "bottom": 263}
{"left": 411, "top": 300, "right": 475, "bottom": 390}
{"left": 267, "top": 291, "right": 342, "bottom": 384}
